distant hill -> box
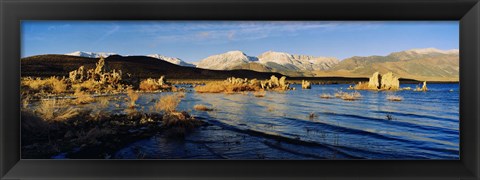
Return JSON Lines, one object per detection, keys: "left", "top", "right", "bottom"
{"left": 325, "top": 48, "right": 459, "bottom": 81}
{"left": 196, "top": 50, "right": 339, "bottom": 72}
{"left": 20, "top": 55, "right": 286, "bottom": 80}
{"left": 146, "top": 54, "right": 195, "bottom": 67}
{"left": 65, "top": 51, "right": 195, "bottom": 67}
{"left": 23, "top": 47, "right": 459, "bottom": 82}
{"left": 193, "top": 48, "right": 458, "bottom": 82}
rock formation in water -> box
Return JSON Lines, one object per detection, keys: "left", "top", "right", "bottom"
{"left": 380, "top": 72, "right": 400, "bottom": 90}
{"left": 368, "top": 72, "right": 382, "bottom": 89}
{"left": 414, "top": 81, "right": 428, "bottom": 92}
{"left": 355, "top": 72, "right": 400, "bottom": 90}
{"left": 302, "top": 80, "right": 311, "bottom": 89}
{"left": 224, "top": 75, "right": 291, "bottom": 91}
{"left": 68, "top": 56, "right": 125, "bottom": 90}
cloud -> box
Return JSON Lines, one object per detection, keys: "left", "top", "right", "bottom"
{"left": 47, "top": 24, "right": 71, "bottom": 31}
{"left": 140, "top": 21, "right": 386, "bottom": 47}
{"left": 197, "top": 31, "right": 211, "bottom": 38}
{"left": 94, "top": 25, "right": 120, "bottom": 44}
{"left": 227, "top": 31, "right": 235, "bottom": 40}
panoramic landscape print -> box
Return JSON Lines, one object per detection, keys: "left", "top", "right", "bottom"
{"left": 21, "top": 21, "right": 459, "bottom": 159}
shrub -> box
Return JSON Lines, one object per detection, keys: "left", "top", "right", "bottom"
{"left": 155, "top": 94, "right": 182, "bottom": 113}
{"left": 126, "top": 88, "right": 139, "bottom": 108}
{"left": 194, "top": 82, "right": 226, "bottom": 93}
{"left": 72, "top": 79, "right": 97, "bottom": 92}
{"left": 162, "top": 111, "right": 199, "bottom": 128}
{"left": 139, "top": 78, "right": 157, "bottom": 91}
{"left": 49, "top": 77, "right": 68, "bottom": 93}
{"left": 353, "top": 82, "right": 370, "bottom": 90}
{"left": 89, "top": 97, "right": 110, "bottom": 120}
{"left": 35, "top": 99, "right": 79, "bottom": 122}
{"left": 139, "top": 77, "right": 171, "bottom": 92}
{"left": 22, "top": 76, "right": 68, "bottom": 94}
{"left": 74, "top": 90, "right": 95, "bottom": 104}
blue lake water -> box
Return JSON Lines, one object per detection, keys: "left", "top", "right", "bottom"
{"left": 114, "top": 83, "right": 459, "bottom": 159}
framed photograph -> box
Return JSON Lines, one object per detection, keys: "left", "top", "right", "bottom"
{"left": 1, "top": 0, "right": 479, "bottom": 179}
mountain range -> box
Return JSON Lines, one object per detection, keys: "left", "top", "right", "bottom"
{"left": 56, "top": 48, "right": 459, "bottom": 81}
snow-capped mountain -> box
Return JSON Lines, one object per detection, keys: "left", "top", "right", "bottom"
{"left": 147, "top": 54, "right": 195, "bottom": 67}
{"left": 403, "top": 48, "right": 459, "bottom": 55}
{"left": 65, "top": 51, "right": 195, "bottom": 67}
{"left": 196, "top": 51, "right": 258, "bottom": 70}
{"left": 65, "top": 51, "right": 117, "bottom": 58}
{"left": 196, "top": 50, "right": 339, "bottom": 71}
{"left": 388, "top": 48, "right": 459, "bottom": 61}
{"left": 257, "top": 51, "right": 339, "bottom": 71}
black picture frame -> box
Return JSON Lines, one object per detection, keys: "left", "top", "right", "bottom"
{"left": 1, "top": 0, "right": 479, "bottom": 179}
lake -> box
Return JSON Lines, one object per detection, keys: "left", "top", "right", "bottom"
{"left": 109, "top": 83, "right": 459, "bottom": 159}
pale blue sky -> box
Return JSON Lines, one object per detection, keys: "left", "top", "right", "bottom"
{"left": 22, "top": 21, "right": 459, "bottom": 62}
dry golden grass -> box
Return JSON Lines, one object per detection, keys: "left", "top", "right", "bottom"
{"left": 253, "top": 90, "right": 266, "bottom": 97}
{"left": 387, "top": 95, "right": 403, "bottom": 101}
{"left": 50, "top": 77, "right": 68, "bottom": 93}
{"left": 22, "top": 77, "right": 42, "bottom": 90}
{"left": 194, "top": 82, "right": 224, "bottom": 93}
{"left": 194, "top": 104, "right": 214, "bottom": 111}
{"left": 126, "top": 88, "right": 139, "bottom": 108}
{"left": 320, "top": 93, "right": 333, "bottom": 99}
{"left": 35, "top": 99, "right": 79, "bottom": 122}
{"left": 21, "top": 96, "right": 31, "bottom": 109}
{"left": 139, "top": 78, "right": 160, "bottom": 91}
{"left": 74, "top": 90, "right": 95, "bottom": 104}
{"left": 155, "top": 94, "right": 182, "bottom": 113}
{"left": 162, "top": 111, "right": 199, "bottom": 128}
{"left": 195, "top": 81, "right": 260, "bottom": 94}
{"left": 72, "top": 79, "right": 97, "bottom": 92}
{"left": 98, "top": 97, "right": 110, "bottom": 108}
{"left": 353, "top": 82, "right": 370, "bottom": 90}
{"left": 22, "top": 76, "right": 68, "bottom": 93}
{"left": 340, "top": 91, "right": 362, "bottom": 101}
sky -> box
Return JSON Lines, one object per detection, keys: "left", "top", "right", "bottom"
{"left": 22, "top": 21, "right": 459, "bottom": 62}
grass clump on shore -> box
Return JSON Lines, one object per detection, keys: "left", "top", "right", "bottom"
{"left": 22, "top": 76, "right": 68, "bottom": 94}
{"left": 139, "top": 76, "right": 172, "bottom": 92}
{"left": 153, "top": 93, "right": 201, "bottom": 129}
{"left": 35, "top": 99, "right": 80, "bottom": 122}
{"left": 126, "top": 88, "right": 139, "bottom": 108}
{"left": 74, "top": 89, "right": 95, "bottom": 104}
{"left": 155, "top": 94, "right": 182, "bottom": 113}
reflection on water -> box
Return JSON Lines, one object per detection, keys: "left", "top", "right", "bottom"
{"left": 115, "top": 83, "right": 459, "bottom": 159}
